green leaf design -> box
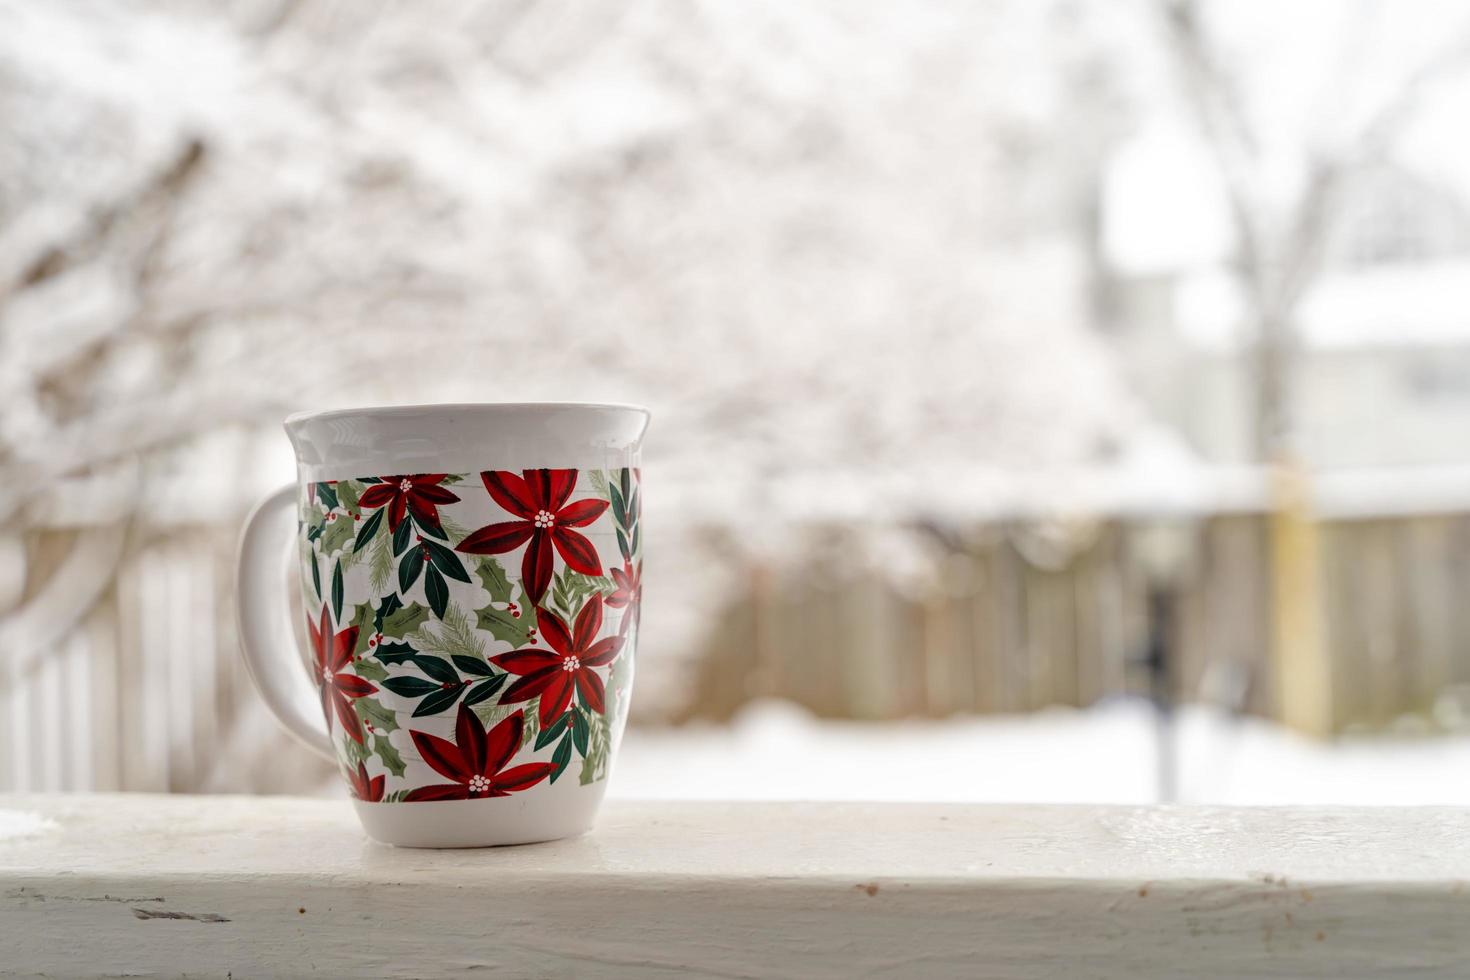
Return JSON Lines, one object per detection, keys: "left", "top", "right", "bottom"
{"left": 382, "top": 602, "right": 431, "bottom": 642}
{"left": 408, "top": 602, "right": 484, "bottom": 660}
{"left": 423, "top": 539, "right": 470, "bottom": 583}
{"left": 414, "top": 508, "right": 450, "bottom": 542}
{"left": 549, "top": 735, "right": 573, "bottom": 784}
{"left": 463, "top": 674, "right": 506, "bottom": 706}
{"left": 320, "top": 514, "right": 356, "bottom": 556}
{"left": 475, "top": 699, "right": 539, "bottom": 746}
{"left": 438, "top": 511, "right": 472, "bottom": 547}
{"left": 315, "top": 482, "right": 339, "bottom": 510}
{"left": 586, "top": 469, "right": 609, "bottom": 499}
{"left": 412, "top": 683, "right": 466, "bottom": 717}
{"left": 373, "top": 641, "right": 417, "bottom": 665}
{"left": 475, "top": 557, "right": 514, "bottom": 604}
{"left": 424, "top": 563, "right": 449, "bottom": 619}
{"left": 550, "top": 572, "right": 572, "bottom": 619}
{"left": 603, "top": 647, "right": 634, "bottom": 744}
{"left": 535, "top": 712, "right": 571, "bottom": 750}
{"left": 373, "top": 593, "right": 402, "bottom": 630}
{"left": 392, "top": 516, "right": 412, "bottom": 556}
{"left": 354, "top": 697, "right": 399, "bottom": 733}
{"left": 439, "top": 474, "right": 464, "bottom": 485}
{"left": 578, "top": 711, "right": 611, "bottom": 786}
{"left": 354, "top": 658, "right": 388, "bottom": 682}
{"left": 331, "top": 560, "right": 344, "bottom": 623}
{"left": 342, "top": 734, "right": 370, "bottom": 766}
{"left": 398, "top": 546, "right": 426, "bottom": 593}
{"left": 355, "top": 506, "right": 385, "bottom": 552}
{"left": 452, "top": 655, "right": 495, "bottom": 677}
{"left": 562, "top": 570, "right": 612, "bottom": 607}
{"left": 309, "top": 552, "right": 321, "bottom": 600}
{"left": 372, "top": 733, "right": 407, "bottom": 777}
{"left": 336, "top": 479, "right": 363, "bottom": 515}
{"left": 382, "top": 676, "right": 440, "bottom": 698}
{"left": 303, "top": 506, "right": 327, "bottom": 544}
{"left": 349, "top": 603, "right": 376, "bottom": 656}
{"left": 616, "top": 528, "right": 631, "bottom": 562}
{"left": 368, "top": 528, "right": 394, "bottom": 593}
{"left": 571, "top": 707, "right": 590, "bottom": 757}
{"left": 609, "top": 482, "right": 628, "bottom": 530}
{"left": 413, "top": 654, "right": 459, "bottom": 684}
{"left": 475, "top": 602, "right": 535, "bottom": 648}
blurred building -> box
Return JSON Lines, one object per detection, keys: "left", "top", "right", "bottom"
{"left": 1103, "top": 141, "right": 1470, "bottom": 469}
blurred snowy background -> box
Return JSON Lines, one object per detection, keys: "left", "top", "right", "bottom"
{"left": 4, "top": 0, "right": 1470, "bottom": 802}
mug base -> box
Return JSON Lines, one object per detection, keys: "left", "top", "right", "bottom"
{"left": 353, "top": 780, "right": 607, "bottom": 848}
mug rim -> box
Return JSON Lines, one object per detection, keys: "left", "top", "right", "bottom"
{"left": 285, "top": 400, "right": 651, "bottom": 428}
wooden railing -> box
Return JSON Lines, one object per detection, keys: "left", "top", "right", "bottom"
{"left": 3, "top": 793, "right": 1469, "bottom": 978}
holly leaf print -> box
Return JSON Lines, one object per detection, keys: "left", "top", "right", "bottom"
{"left": 372, "top": 641, "right": 418, "bottom": 665}
{"left": 475, "top": 557, "right": 514, "bottom": 604}
{"left": 382, "top": 602, "right": 430, "bottom": 638}
{"left": 354, "top": 657, "right": 388, "bottom": 683}
{"left": 335, "top": 479, "right": 363, "bottom": 516}
{"left": 372, "top": 732, "right": 407, "bottom": 777}
{"left": 354, "top": 696, "right": 399, "bottom": 734}
{"left": 303, "top": 506, "right": 327, "bottom": 544}
{"left": 475, "top": 599, "right": 536, "bottom": 648}
{"left": 348, "top": 603, "right": 376, "bottom": 656}
{"left": 342, "top": 734, "right": 370, "bottom": 767}
{"left": 320, "top": 514, "right": 356, "bottom": 556}
{"left": 314, "top": 482, "right": 339, "bottom": 510}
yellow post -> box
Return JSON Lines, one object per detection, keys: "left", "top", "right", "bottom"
{"left": 1269, "top": 461, "right": 1333, "bottom": 736}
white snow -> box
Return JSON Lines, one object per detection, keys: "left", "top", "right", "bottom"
{"left": 612, "top": 698, "right": 1470, "bottom": 806}
{"left": 1297, "top": 258, "right": 1470, "bottom": 349}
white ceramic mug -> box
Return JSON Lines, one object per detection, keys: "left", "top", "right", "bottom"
{"left": 236, "top": 403, "right": 648, "bottom": 847}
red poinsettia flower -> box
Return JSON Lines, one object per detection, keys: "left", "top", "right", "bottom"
{"left": 457, "top": 469, "right": 609, "bottom": 602}
{"left": 404, "top": 704, "right": 552, "bottom": 802}
{"left": 357, "top": 474, "right": 460, "bottom": 534}
{"left": 306, "top": 605, "right": 377, "bottom": 744}
{"left": 491, "top": 594, "right": 623, "bottom": 726}
{"left": 345, "top": 760, "right": 385, "bottom": 802}
{"left": 606, "top": 559, "right": 642, "bottom": 636}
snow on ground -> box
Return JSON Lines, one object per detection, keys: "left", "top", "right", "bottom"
{"left": 612, "top": 699, "right": 1470, "bottom": 806}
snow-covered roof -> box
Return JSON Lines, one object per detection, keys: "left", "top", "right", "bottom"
{"left": 1297, "top": 259, "right": 1470, "bottom": 349}
{"left": 1168, "top": 259, "right": 1470, "bottom": 352}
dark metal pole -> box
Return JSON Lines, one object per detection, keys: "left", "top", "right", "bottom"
{"left": 1145, "top": 586, "right": 1177, "bottom": 803}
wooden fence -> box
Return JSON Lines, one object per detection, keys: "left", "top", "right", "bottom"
{"left": 682, "top": 513, "right": 1470, "bottom": 730}
{"left": 6, "top": 510, "right": 1470, "bottom": 793}
{"left": 1, "top": 527, "right": 325, "bottom": 795}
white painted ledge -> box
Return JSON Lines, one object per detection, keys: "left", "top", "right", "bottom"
{"left": 2, "top": 795, "right": 1469, "bottom": 978}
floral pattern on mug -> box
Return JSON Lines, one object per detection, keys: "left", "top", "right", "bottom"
{"left": 298, "top": 467, "right": 641, "bottom": 803}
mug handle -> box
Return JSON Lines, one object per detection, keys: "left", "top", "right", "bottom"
{"left": 236, "top": 484, "right": 335, "bottom": 761}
